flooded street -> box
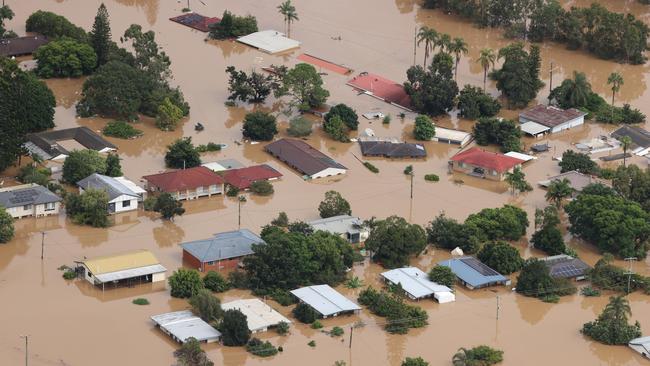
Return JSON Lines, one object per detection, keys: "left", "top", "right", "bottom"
{"left": 1, "top": 0, "right": 650, "bottom": 365}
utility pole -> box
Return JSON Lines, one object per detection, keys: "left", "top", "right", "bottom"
{"left": 349, "top": 326, "right": 353, "bottom": 348}
{"left": 237, "top": 195, "right": 246, "bottom": 229}
{"left": 20, "top": 335, "right": 28, "bottom": 366}
{"left": 40, "top": 232, "right": 45, "bottom": 260}
{"left": 496, "top": 295, "right": 500, "bottom": 320}
{"left": 413, "top": 26, "right": 417, "bottom": 67}
{"left": 624, "top": 257, "right": 636, "bottom": 294}
{"left": 548, "top": 61, "right": 554, "bottom": 104}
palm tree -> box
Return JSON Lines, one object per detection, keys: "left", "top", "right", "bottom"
{"left": 417, "top": 26, "right": 438, "bottom": 68}
{"left": 452, "top": 348, "right": 469, "bottom": 366}
{"left": 477, "top": 48, "right": 496, "bottom": 91}
{"left": 545, "top": 178, "right": 573, "bottom": 208}
{"left": 448, "top": 37, "right": 468, "bottom": 81}
{"left": 436, "top": 33, "right": 451, "bottom": 53}
{"left": 607, "top": 72, "right": 624, "bottom": 107}
{"left": 620, "top": 136, "right": 632, "bottom": 167}
{"left": 566, "top": 71, "right": 591, "bottom": 108}
{"left": 602, "top": 295, "right": 632, "bottom": 319}
{"left": 277, "top": 0, "right": 299, "bottom": 37}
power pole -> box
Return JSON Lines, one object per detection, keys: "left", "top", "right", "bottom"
{"left": 413, "top": 26, "right": 417, "bottom": 67}
{"left": 496, "top": 295, "right": 500, "bottom": 320}
{"left": 20, "top": 335, "right": 28, "bottom": 366}
{"left": 624, "top": 257, "right": 636, "bottom": 293}
{"left": 548, "top": 61, "right": 554, "bottom": 104}
{"left": 237, "top": 196, "right": 246, "bottom": 229}
{"left": 349, "top": 326, "right": 353, "bottom": 348}
{"left": 40, "top": 232, "right": 45, "bottom": 260}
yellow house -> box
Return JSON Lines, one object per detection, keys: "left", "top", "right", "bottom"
{"left": 76, "top": 249, "right": 166, "bottom": 290}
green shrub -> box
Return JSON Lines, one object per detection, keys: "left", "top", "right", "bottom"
{"left": 276, "top": 321, "right": 290, "bottom": 335}
{"left": 330, "top": 326, "right": 344, "bottom": 337}
{"left": 132, "top": 298, "right": 150, "bottom": 305}
{"left": 250, "top": 180, "right": 274, "bottom": 196}
{"left": 404, "top": 165, "right": 413, "bottom": 175}
{"left": 287, "top": 116, "right": 313, "bottom": 137}
{"left": 424, "top": 174, "right": 439, "bottom": 182}
{"left": 382, "top": 114, "right": 391, "bottom": 124}
{"left": 541, "top": 294, "right": 560, "bottom": 303}
{"left": 168, "top": 268, "right": 204, "bottom": 298}
{"left": 246, "top": 338, "right": 278, "bottom": 357}
{"left": 195, "top": 143, "right": 222, "bottom": 153}
{"left": 363, "top": 162, "right": 379, "bottom": 173}
{"left": 293, "top": 302, "right": 319, "bottom": 323}
{"left": 311, "top": 320, "right": 323, "bottom": 329}
{"left": 581, "top": 286, "right": 601, "bottom": 297}
{"left": 62, "top": 270, "right": 77, "bottom": 280}
{"left": 226, "top": 185, "right": 240, "bottom": 197}
{"left": 143, "top": 196, "right": 157, "bottom": 211}
{"left": 308, "top": 340, "right": 316, "bottom": 347}
{"left": 270, "top": 289, "right": 295, "bottom": 306}
{"left": 358, "top": 287, "right": 428, "bottom": 334}
{"left": 227, "top": 270, "right": 249, "bottom": 289}
{"left": 345, "top": 276, "right": 363, "bottom": 289}
{"left": 103, "top": 120, "right": 143, "bottom": 139}
{"left": 203, "top": 271, "right": 229, "bottom": 292}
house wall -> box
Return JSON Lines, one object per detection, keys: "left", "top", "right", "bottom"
{"left": 5, "top": 202, "right": 60, "bottom": 219}
{"left": 182, "top": 249, "right": 242, "bottom": 271}
{"left": 449, "top": 161, "right": 511, "bottom": 181}
{"left": 110, "top": 195, "right": 139, "bottom": 213}
{"left": 550, "top": 116, "right": 585, "bottom": 133}
{"left": 152, "top": 272, "right": 166, "bottom": 283}
{"left": 170, "top": 184, "right": 224, "bottom": 201}
{"left": 311, "top": 168, "right": 347, "bottom": 179}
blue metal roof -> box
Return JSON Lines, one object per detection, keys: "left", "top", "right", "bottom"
{"left": 438, "top": 257, "right": 508, "bottom": 288}
{"left": 181, "top": 229, "right": 264, "bottom": 262}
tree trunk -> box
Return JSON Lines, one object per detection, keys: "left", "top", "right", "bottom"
{"left": 483, "top": 68, "right": 487, "bottom": 91}
{"left": 455, "top": 59, "right": 459, "bottom": 82}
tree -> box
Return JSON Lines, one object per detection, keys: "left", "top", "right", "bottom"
{"left": 448, "top": 37, "right": 468, "bottom": 81}
{"left": 203, "top": 271, "right": 229, "bottom": 292}
{"left": 25, "top": 10, "right": 88, "bottom": 42}
{"left": 62, "top": 150, "right": 107, "bottom": 184}
{"left": 225, "top": 66, "right": 274, "bottom": 104}
{"left": 417, "top": 26, "right": 438, "bottom": 67}
{"left": 189, "top": 289, "right": 223, "bottom": 323}
{"left": 173, "top": 337, "right": 214, "bottom": 366}
{"left": 33, "top": 38, "right": 97, "bottom": 78}
{"left": 402, "top": 357, "right": 429, "bottom": 366}
{"left": 209, "top": 11, "right": 258, "bottom": 39}
{"left": 153, "top": 193, "right": 186, "bottom": 220}
{"left": 531, "top": 225, "right": 565, "bottom": 255}
{"left": 277, "top": 0, "right": 299, "bottom": 37}
{"left": 620, "top": 136, "right": 632, "bottom": 168}
{"left": 490, "top": 43, "right": 544, "bottom": 108}
{"left": 427, "top": 213, "right": 481, "bottom": 254}
{"left": 276, "top": 63, "right": 329, "bottom": 111}
{"left": 607, "top": 72, "right": 624, "bottom": 108}
{"left": 516, "top": 258, "right": 576, "bottom": 298}
{"left": 404, "top": 53, "right": 459, "bottom": 116}
{"left": 548, "top": 71, "right": 592, "bottom": 110}
{"left": 611, "top": 165, "right": 650, "bottom": 211}
{"left": 465, "top": 205, "right": 528, "bottom": 242}
{"left": 323, "top": 115, "right": 348, "bottom": 142}
{"left": 287, "top": 116, "right": 312, "bottom": 137}
{"left": 90, "top": 3, "right": 112, "bottom": 67}
{"left": 156, "top": 97, "right": 184, "bottom": 131}
{"left": 105, "top": 153, "right": 122, "bottom": 177}
{"left": 0, "top": 206, "right": 15, "bottom": 243}
{"left": 559, "top": 150, "right": 598, "bottom": 175}
{"left": 504, "top": 167, "right": 532, "bottom": 195}
{"left": 165, "top": 138, "right": 201, "bottom": 169}
{"left": 365, "top": 216, "right": 427, "bottom": 268}
{"left": 452, "top": 346, "right": 503, "bottom": 366}
{"left": 250, "top": 180, "right": 274, "bottom": 196}
{"left": 168, "top": 268, "right": 204, "bottom": 298}
{"left": 219, "top": 309, "right": 252, "bottom": 346}
{"left": 472, "top": 117, "right": 521, "bottom": 152}
{"left": 65, "top": 190, "right": 110, "bottom": 227}
{"left": 582, "top": 296, "right": 641, "bottom": 345}
{"left": 413, "top": 115, "right": 435, "bottom": 140}
{"left": 457, "top": 85, "right": 500, "bottom": 120}
{"left": 358, "top": 287, "right": 428, "bottom": 334}
{"left": 477, "top": 241, "right": 523, "bottom": 274}
{"left": 318, "top": 191, "right": 351, "bottom": 218}
{"left": 270, "top": 212, "right": 289, "bottom": 227}
{"left": 18, "top": 164, "right": 51, "bottom": 186}
{"left": 545, "top": 178, "right": 573, "bottom": 208}
{"left": 0, "top": 5, "right": 15, "bottom": 39}
{"left": 428, "top": 265, "right": 456, "bottom": 288}
{"left": 325, "top": 104, "right": 359, "bottom": 130}
{"left": 242, "top": 111, "right": 278, "bottom": 141}
{"left": 292, "top": 302, "right": 319, "bottom": 323}
{"left": 287, "top": 221, "right": 314, "bottom": 235}
{"left": 477, "top": 48, "right": 496, "bottom": 91}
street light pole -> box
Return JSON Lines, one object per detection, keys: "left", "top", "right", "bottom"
{"left": 20, "top": 335, "right": 28, "bottom": 366}
{"left": 40, "top": 232, "right": 45, "bottom": 260}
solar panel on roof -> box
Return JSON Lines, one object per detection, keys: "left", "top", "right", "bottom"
{"left": 8, "top": 190, "right": 39, "bottom": 204}
{"left": 460, "top": 257, "right": 501, "bottom": 276}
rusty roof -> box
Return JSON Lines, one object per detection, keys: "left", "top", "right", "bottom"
{"left": 519, "top": 105, "right": 586, "bottom": 128}
{"left": 222, "top": 164, "right": 283, "bottom": 190}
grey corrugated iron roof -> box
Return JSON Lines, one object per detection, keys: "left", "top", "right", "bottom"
{"left": 381, "top": 267, "right": 452, "bottom": 299}
{"left": 25, "top": 127, "right": 116, "bottom": 159}
{"left": 265, "top": 138, "right": 347, "bottom": 176}
{"left": 77, "top": 173, "right": 140, "bottom": 201}
{"left": 291, "top": 285, "right": 360, "bottom": 317}
{"left": 612, "top": 125, "right": 650, "bottom": 149}
{"left": 0, "top": 184, "right": 61, "bottom": 208}
{"left": 538, "top": 171, "right": 609, "bottom": 192}
{"left": 151, "top": 310, "right": 221, "bottom": 343}
{"left": 438, "top": 257, "right": 508, "bottom": 288}
{"left": 358, "top": 141, "right": 426, "bottom": 158}
{"left": 0, "top": 35, "right": 49, "bottom": 57}
{"left": 308, "top": 215, "right": 363, "bottom": 235}
{"left": 181, "top": 229, "right": 264, "bottom": 262}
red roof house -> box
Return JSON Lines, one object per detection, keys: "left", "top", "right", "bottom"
{"left": 449, "top": 148, "right": 525, "bottom": 181}
{"left": 223, "top": 164, "right": 283, "bottom": 190}
{"left": 142, "top": 166, "right": 224, "bottom": 200}
{"left": 169, "top": 13, "right": 220, "bottom": 32}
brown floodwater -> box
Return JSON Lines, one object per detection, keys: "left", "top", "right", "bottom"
{"left": 2, "top": 0, "right": 650, "bottom": 365}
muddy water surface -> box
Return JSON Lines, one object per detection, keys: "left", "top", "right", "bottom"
{"left": 2, "top": 0, "right": 650, "bottom": 365}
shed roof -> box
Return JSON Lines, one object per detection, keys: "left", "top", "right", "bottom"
{"left": 80, "top": 249, "right": 162, "bottom": 275}
{"left": 450, "top": 148, "right": 524, "bottom": 173}
{"left": 265, "top": 139, "right": 347, "bottom": 176}
{"left": 433, "top": 127, "right": 472, "bottom": 143}
{"left": 151, "top": 310, "right": 221, "bottom": 343}
{"left": 291, "top": 285, "right": 361, "bottom": 316}
{"left": 504, "top": 151, "right": 537, "bottom": 162}
{"left": 0, "top": 35, "right": 49, "bottom": 57}
{"left": 438, "top": 257, "right": 508, "bottom": 288}
{"left": 0, "top": 184, "right": 61, "bottom": 208}
{"left": 520, "top": 105, "right": 586, "bottom": 127}
{"left": 537, "top": 170, "right": 609, "bottom": 191}
{"left": 142, "top": 166, "right": 224, "bottom": 192}
{"left": 308, "top": 215, "right": 364, "bottom": 235}
{"left": 520, "top": 121, "right": 550, "bottom": 136}
{"left": 221, "top": 299, "right": 291, "bottom": 332}
{"left": 539, "top": 254, "right": 590, "bottom": 279}
{"left": 612, "top": 125, "right": 650, "bottom": 148}
{"left": 358, "top": 141, "right": 426, "bottom": 158}
{"left": 237, "top": 30, "right": 300, "bottom": 54}
{"left": 77, "top": 173, "right": 140, "bottom": 201}
{"left": 169, "top": 12, "right": 220, "bottom": 32}
{"left": 25, "top": 127, "right": 116, "bottom": 160}
{"left": 629, "top": 336, "right": 650, "bottom": 347}
{"left": 223, "top": 164, "right": 283, "bottom": 190}
{"left": 181, "top": 229, "right": 264, "bottom": 262}
{"left": 381, "top": 267, "right": 452, "bottom": 299}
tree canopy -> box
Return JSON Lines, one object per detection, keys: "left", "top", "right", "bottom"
{"left": 404, "top": 52, "right": 459, "bottom": 116}
{"left": 189, "top": 289, "right": 223, "bottom": 323}
{"left": 318, "top": 191, "right": 351, "bottom": 218}
{"left": 153, "top": 193, "right": 186, "bottom": 220}
{"left": 242, "top": 111, "right": 278, "bottom": 141}
{"left": 402, "top": 357, "right": 429, "bottom": 366}
{"left": 477, "top": 241, "right": 524, "bottom": 274}
{"left": 275, "top": 63, "right": 329, "bottom": 111}
{"left": 457, "top": 85, "right": 501, "bottom": 120}
{"left": 62, "top": 150, "right": 108, "bottom": 184}
{"left": 559, "top": 150, "right": 599, "bottom": 175}
{"left": 34, "top": 37, "right": 97, "bottom": 78}
{"left": 472, "top": 117, "right": 522, "bottom": 152}
{"left": 165, "top": 138, "right": 201, "bottom": 169}
{"left": 209, "top": 11, "right": 258, "bottom": 39}
{"left": 490, "top": 43, "right": 544, "bottom": 108}
{"left": 413, "top": 115, "right": 436, "bottom": 141}
{"left": 225, "top": 66, "right": 275, "bottom": 104}
{"left": 465, "top": 205, "right": 528, "bottom": 242}
{"left": 325, "top": 104, "right": 359, "bottom": 131}
{"left": 219, "top": 309, "right": 252, "bottom": 346}
{"left": 287, "top": 117, "right": 313, "bottom": 137}
{"left": 365, "top": 216, "right": 427, "bottom": 268}
{"left": 358, "top": 287, "right": 428, "bottom": 334}
{"left": 451, "top": 346, "right": 503, "bottom": 366}
{"left": 168, "top": 268, "right": 204, "bottom": 298}
{"left": 582, "top": 296, "right": 642, "bottom": 345}
{"left": 90, "top": 3, "right": 112, "bottom": 67}
{"left": 426, "top": 213, "right": 480, "bottom": 254}
{"left": 26, "top": 10, "right": 88, "bottom": 42}
{"left": 516, "top": 258, "right": 576, "bottom": 299}
{"left": 428, "top": 265, "right": 456, "bottom": 288}
{"left": 65, "top": 189, "right": 110, "bottom": 227}
{"left": 0, "top": 206, "right": 15, "bottom": 243}
{"left": 173, "top": 337, "right": 214, "bottom": 366}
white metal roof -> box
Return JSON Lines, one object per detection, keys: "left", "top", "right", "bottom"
{"left": 433, "top": 127, "right": 471, "bottom": 143}
{"left": 290, "top": 285, "right": 360, "bottom": 316}
{"left": 151, "top": 310, "right": 221, "bottom": 343}
{"left": 114, "top": 176, "right": 146, "bottom": 194}
{"left": 221, "top": 299, "right": 291, "bottom": 332}
{"left": 381, "top": 267, "right": 452, "bottom": 299}
{"left": 94, "top": 264, "right": 166, "bottom": 284}
{"left": 202, "top": 162, "right": 227, "bottom": 172}
{"left": 504, "top": 151, "right": 537, "bottom": 162}
{"left": 520, "top": 121, "right": 550, "bottom": 136}
{"left": 237, "top": 30, "right": 300, "bottom": 54}
{"left": 308, "top": 215, "right": 364, "bottom": 235}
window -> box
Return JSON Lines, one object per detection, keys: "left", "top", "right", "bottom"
{"left": 196, "top": 186, "right": 205, "bottom": 194}
{"left": 122, "top": 200, "right": 131, "bottom": 208}
{"left": 23, "top": 204, "right": 33, "bottom": 210}
{"left": 459, "top": 162, "right": 465, "bottom": 168}
{"left": 44, "top": 202, "right": 55, "bottom": 211}
{"left": 207, "top": 261, "right": 215, "bottom": 265}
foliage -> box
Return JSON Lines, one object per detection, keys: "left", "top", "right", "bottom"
{"left": 173, "top": 337, "right": 214, "bottom": 366}
{"left": 549, "top": 72, "right": 602, "bottom": 115}
{"left": 189, "top": 289, "right": 223, "bottom": 323}
{"left": 428, "top": 265, "right": 456, "bottom": 288}
{"left": 270, "top": 212, "right": 289, "bottom": 227}
{"left": 516, "top": 259, "right": 576, "bottom": 299}
{"left": 250, "top": 180, "right": 274, "bottom": 196}
{"left": 0, "top": 5, "right": 15, "bottom": 39}
{"left": 404, "top": 165, "right": 414, "bottom": 175}
{"left": 308, "top": 340, "right": 316, "bottom": 347}
{"left": 276, "top": 321, "right": 290, "bottom": 335}
{"left": 545, "top": 178, "right": 574, "bottom": 208}
{"left": 426, "top": 213, "right": 480, "bottom": 254}
{"left": 358, "top": 287, "right": 428, "bottom": 334}
{"left": 490, "top": 43, "right": 544, "bottom": 108}
{"left": 275, "top": 63, "right": 329, "bottom": 111}
{"left": 269, "top": 289, "right": 295, "bottom": 306}
{"left": 587, "top": 255, "right": 648, "bottom": 293}
{"left": 227, "top": 270, "right": 250, "bottom": 289}
{"left": 169, "top": 268, "right": 204, "bottom": 298}
{"left": 325, "top": 104, "right": 359, "bottom": 130}
{"left": 318, "top": 190, "right": 352, "bottom": 218}
{"left": 330, "top": 326, "right": 344, "bottom": 337}
{"left": 465, "top": 205, "right": 528, "bottom": 242}
{"left": 203, "top": 271, "right": 229, "bottom": 293}
{"left": 156, "top": 97, "right": 184, "bottom": 131}
{"left": 165, "top": 138, "right": 201, "bottom": 168}
{"left": 153, "top": 192, "right": 185, "bottom": 220}
{"left": 287, "top": 221, "right": 314, "bottom": 235}
{"left": 345, "top": 276, "right": 364, "bottom": 289}
{"left": 209, "top": 11, "right": 258, "bottom": 39}
{"left": 103, "top": 120, "right": 143, "bottom": 139}
{"left": 226, "top": 185, "right": 240, "bottom": 197}
{"left": 34, "top": 37, "right": 97, "bottom": 78}
{"left": 18, "top": 164, "right": 51, "bottom": 186}
{"left": 582, "top": 296, "right": 642, "bottom": 345}
{"left": 242, "top": 111, "right": 278, "bottom": 141}
{"left": 246, "top": 338, "right": 278, "bottom": 357}
{"left": 452, "top": 346, "right": 503, "bottom": 366}
{"left": 504, "top": 167, "right": 532, "bottom": 194}
{"left": 278, "top": 0, "right": 299, "bottom": 37}
{"left": 143, "top": 196, "right": 157, "bottom": 211}
{"left": 292, "top": 302, "right": 320, "bottom": 323}
{"left": 595, "top": 104, "right": 646, "bottom": 125}
{"left": 383, "top": 114, "right": 392, "bottom": 124}
{"left": 611, "top": 165, "right": 650, "bottom": 211}
{"left": 363, "top": 162, "right": 379, "bottom": 173}
{"left": 402, "top": 357, "right": 429, "bottom": 366}
{"left": 559, "top": 150, "right": 599, "bottom": 175}
{"left": 132, "top": 298, "right": 150, "bottom": 305}
{"left": 195, "top": 143, "right": 222, "bottom": 153}
{"left": 90, "top": 4, "right": 112, "bottom": 67}
{"left": 365, "top": 216, "right": 427, "bottom": 268}
{"left": 413, "top": 115, "right": 436, "bottom": 141}
{"left": 65, "top": 190, "right": 110, "bottom": 227}
{"left": 472, "top": 117, "right": 522, "bottom": 152}
{"left": 287, "top": 116, "right": 313, "bottom": 137}
{"left": 424, "top": 174, "right": 440, "bottom": 182}
{"left": 531, "top": 225, "right": 566, "bottom": 256}
{"left": 457, "top": 85, "right": 501, "bottom": 120}
{"left": 311, "top": 320, "right": 323, "bottom": 329}
{"left": 580, "top": 286, "right": 601, "bottom": 297}
{"left": 62, "top": 270, "right": 77, "bottom": 280}
{"left": 62, "top": 150, "right": 106, "bottom": 184}
{"left": 477, "top": 241, "right": 524, "bottom": 274}
{"left": 105, "top": 153, "right": 122, "bottom": 177}
{"left": 404, "top": 53, "right": 459, "bottom": 116}
{"left": 225, "top": 66, "right": 275, "bottom": 103}
{"left": 26, "top": 10, "right": 88, "bottom": 42}
{"left": 323, "top": 115, "right": 349, "bottom": 142}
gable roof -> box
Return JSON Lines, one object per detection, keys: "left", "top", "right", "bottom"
{"left": 265, "top": 139, "right": 347, "bottom": 176}
{"left": 77, "top": 173, "right": 140, "bottom": 201}
{"left": 80, "top": 249, "right": 162, "bottom": 276}
{"left": 381, "top": 267, "right": 452, "bottom": 299}
{"left": 151, "top": 310, "right": 221, "bottom": 343}
{"left": 520, "top": 105, "right": 586, "bottom": 128}
{"left": 450, "top": 147, "right": 524, "bottom": 173}
{"left": 0, "top": 184, "right": 61, "bottom": 208}
{"left": 223, "top": 164, "right": 283, "bottom": 190}
{"left": 25, "top": 127, "right": 116, "bottom": 160}
{"left": 0, "top": 35, "right": 49, "bottom": 57}
{"left": 181, "top": 229, "right": 264, "bottom": 262}
{"left": 308, "top": 215, "right": 364, "bottom": 235}
{"left": 169, "top": 12, "right": 220, "bottom": 32}
{"left": 221, "top": 299, "right": 291, "bottom": 332}
{"left": 539, "top": 254, "right": 590, "bottom": 279}
{"left": 237, "top": 30, "right": 301, "bottom": 54}
{"left": 611, "top": 125, "right": 650, "bottom": 148}
{"left": 142, "top": 166, "right": 224, "bottom": 192}
{"left": 291, "top": 285, "right": 361, "bottom": 316}
{"left": 358, "top": 141, "right": 426, "bottom": 158}
{"left": 537, "top": 170, "right": 609, "bottom": 191}
{"left": 438, "top": 257, "right": 508, "bottom": 288}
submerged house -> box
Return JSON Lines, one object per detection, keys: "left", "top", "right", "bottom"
{"left": 629, "top": 337, "right": 650, "bottom": 360}
{"left": 0, "top": 184, "right": 61, "bottom": 219}
{"left": 0, "top": 35, "right": 49, "bottom": 57}
{"left": 381, "top": 267, "right": 455, "bottom": 303}
{"left": 449, "top": 147, "right": 524, "bottom": 181}
{"left": 519, "top": 105, "right": 586, "bottom": 137}
{"left": 611, "top": 125, "right": 650, "bottom": 156}
{"left": 24, "top": 127, "right": 116, "bottom": 161}
{"left": 237, "top": 30, "right": 301, "bottom": 54}
{"left": 77, "top": 174, "right": 144, "bottom": 213}
{"left": 538, "top": 170, "right": 609, "bottom": 197}
{"left": 76, "top": 249, "right": 167, "bottom": 290}
{"left": 438, "top": 257, "right": 510, "bottom": 290}
{"left": 265, "top": 138, "right": 347, "bottom": 179}
{"left": 142, "top": 166, "right": 224, "bottom": 200}
{"left": 307, "top": 215, "right": 369, "bottom": 244}
{"left": 181, "top": 229, "right": 264, "bottom": 271}
{"left": 432, "top": 127, "right": 473, "bottom": 147}
{"left": 221, "top": 299, "right": 291, "bottom": 333}
{"left": 222, "top": 164, "right": 283, "bottom": 191}
{"left": 291, "top": 285, "right": 361, "bottom": 318}
{"left": 358, "top": 141, "right": 426, "bottom": 158}
{"left": 151, "top": 310, "right": 221, "bottom": 344}
{"left": 539, "top": 254, "right": 590, "bottom": 281}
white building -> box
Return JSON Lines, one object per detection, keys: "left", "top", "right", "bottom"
{"left": 237, "top": 30, "right": 301, "bottom": 54}
{"left": 308, "top": 215, "right": 369, "bottom": 243}
{"left": 151, "top": 310, "right": 221, "bottom": 344}
{"left": 77, "top": 173, "right": 143, "bottom": 213}
{"left": 291, "top": 285, "right": 361, "bottom": 318}
{"left": 0, "top": 184, "right": 61, "bottom": 219}
{"left": 381, "top": 267, "right": 455, "bottom": 303}
{"left": 221, "top": 298, "right": 291, "bottom": 333}
{"left": 519, "top": 105, "right": 586, "bottom": 137}
{"left": 265, "top": 139, "right": 347, "bottom": 179}
{"left": 629, "top": 336, "right": 650, "bottom": 360}
{"left": 432, "top": 126, "right": 472, "bottom": 147}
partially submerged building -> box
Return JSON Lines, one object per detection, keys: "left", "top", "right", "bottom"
{"left": 611, "top": 125, "right": 650, "bottom": 156}
{"left": 347, "top": 73, "right": 412, "bottom": 111}
{"left": 24, "top": 127, "right": 117, "bottom": 161}
{"left": 0, "top": 184, "right": 61, "bottom": 219}
{"left": 77, "top": 174, "right": 144, "bottom": 213}
{"left": 221, "top": 299, "right": 291, "bottom": 333}
{"left": 181, "top": 229, "right": 264, "bottom": 271}
{"left": 307, "top": 215, "right": 369, "bottom": 244}
{"left": 432, "top": 127, "right": 472, "bottom": 148}
{"left": 380, "top": 267, "right": 455, "bottom": 303}
{"left": 291, "top": 285, "right": 361, "bottom": 318}
{"left": 237, "top": 30, "right": 300, "bottom": 54}
{"left": 169, "top": 12, "right": 220, "bottom": 32}
{"left": 76, "top": 249, "right": 167, "bottom": 290}
{"left": 142, "top": 166, "right": 224, "bottom": 200}
{"left": 628, "top": 336, "right": 650, "bottom": 360}
{"left": 222, "top": 164, "right": 282, "bottom": 191}
{"left": 438, "top": 257, "right": 510, "bottom": 290}
{"left": 0, "top": 35, "right": 49, "bottom": 57}
{"left": 151, "top": 310, "right": 221, "bottom": 343}
{"left": 519, "top": 105, "right": 586, "bottom": 137}
{"left": 358, "top": 141, "right": 426, "bottom": 159}
{"left": 539, "top": 254, "right": 590, "bottom": 281}
{"left": 538, "top": 170, "right": 609, "bottom": 195}
{"left": 449, "top": 147, "right": 524, "bottom": 181}
{"left": 265, "top": 138, "right": 347, "bottom": 179}
{"left": 202, "top": 159, "right": 245, "bottom": 172}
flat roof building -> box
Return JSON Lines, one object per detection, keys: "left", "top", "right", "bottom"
{"left": 76, "top": 249, "right": 166, "bottom": 290}
{"left": 151, "top": 310, "right": 221, "bottom": 343}
{"left": 24, "top": 127, "right": 117, "bottom": 161}
{"left": 0, "top": 183, "right": 61, "bottom": 219}
{"left": 265, "top": 138, "right": 347, "bottom": 179}
{"left": 291, "top": 285, "right": 361, "bottom": 318}
{"left": 237, "top": 30, "right": 300, "bottom": 54}
{"left": 539, "top": 254, "right": 590, "bottom": 280}
{"left": 181, "top": 229, "right": 264, "bottom": 271}
{"left": 438, "top": 257, "right": 510, "bottom": 290}
{"left": 221, "top": 299, "right": 291, "bottom": 333}
{"left": 381, "top": 267, "right": 455, "bottom": 303}
{"left": 432, "top": 127, "right": 472, "bottom": 147}
{"left": 308, "top": 215, "right": 369, "bottom": 244}
{"left": 519, "top": 105, "right": 586, "bottom": 136}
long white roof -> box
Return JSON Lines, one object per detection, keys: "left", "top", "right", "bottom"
{"left": 520, "top": 121, "right": 550, "bottom": 136}
{"left": 151, "top": 310, "right": 221, "bottom": 343}
{"left": 291, "top": 285, "right": 360, "bottom": 316}
{"left": 381, "top": 267, "right": 452, "bottom": 299}
{"left": 434, "top": 127, "right": 471, "bottom": 142}
{"left": 94, "top": 264, "right": 166, "bottom": 284}
{"left": 221, "top": 298, "right": 291, "bottom": 332}
{"left": 237, "top": 30, "right": 300, "bottom": 54}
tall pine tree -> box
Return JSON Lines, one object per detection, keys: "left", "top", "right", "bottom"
{"left": 90, "top": 3, "right": 112, "bottom": 67}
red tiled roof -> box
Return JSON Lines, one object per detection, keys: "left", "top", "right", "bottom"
{"left": 223, "top": 164, "right": 283, "bottom": 190}
{"left": 142, "top": 166, "right": 223, "bottom": 192}
{"left": 450, "top": 147, "right": 524, "bottom": 173}
{"left": 347, "top": 73, "right": 411, "bottom": 110}
{"left": 520, "top": 105, "right": 586, "bottom": 128}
